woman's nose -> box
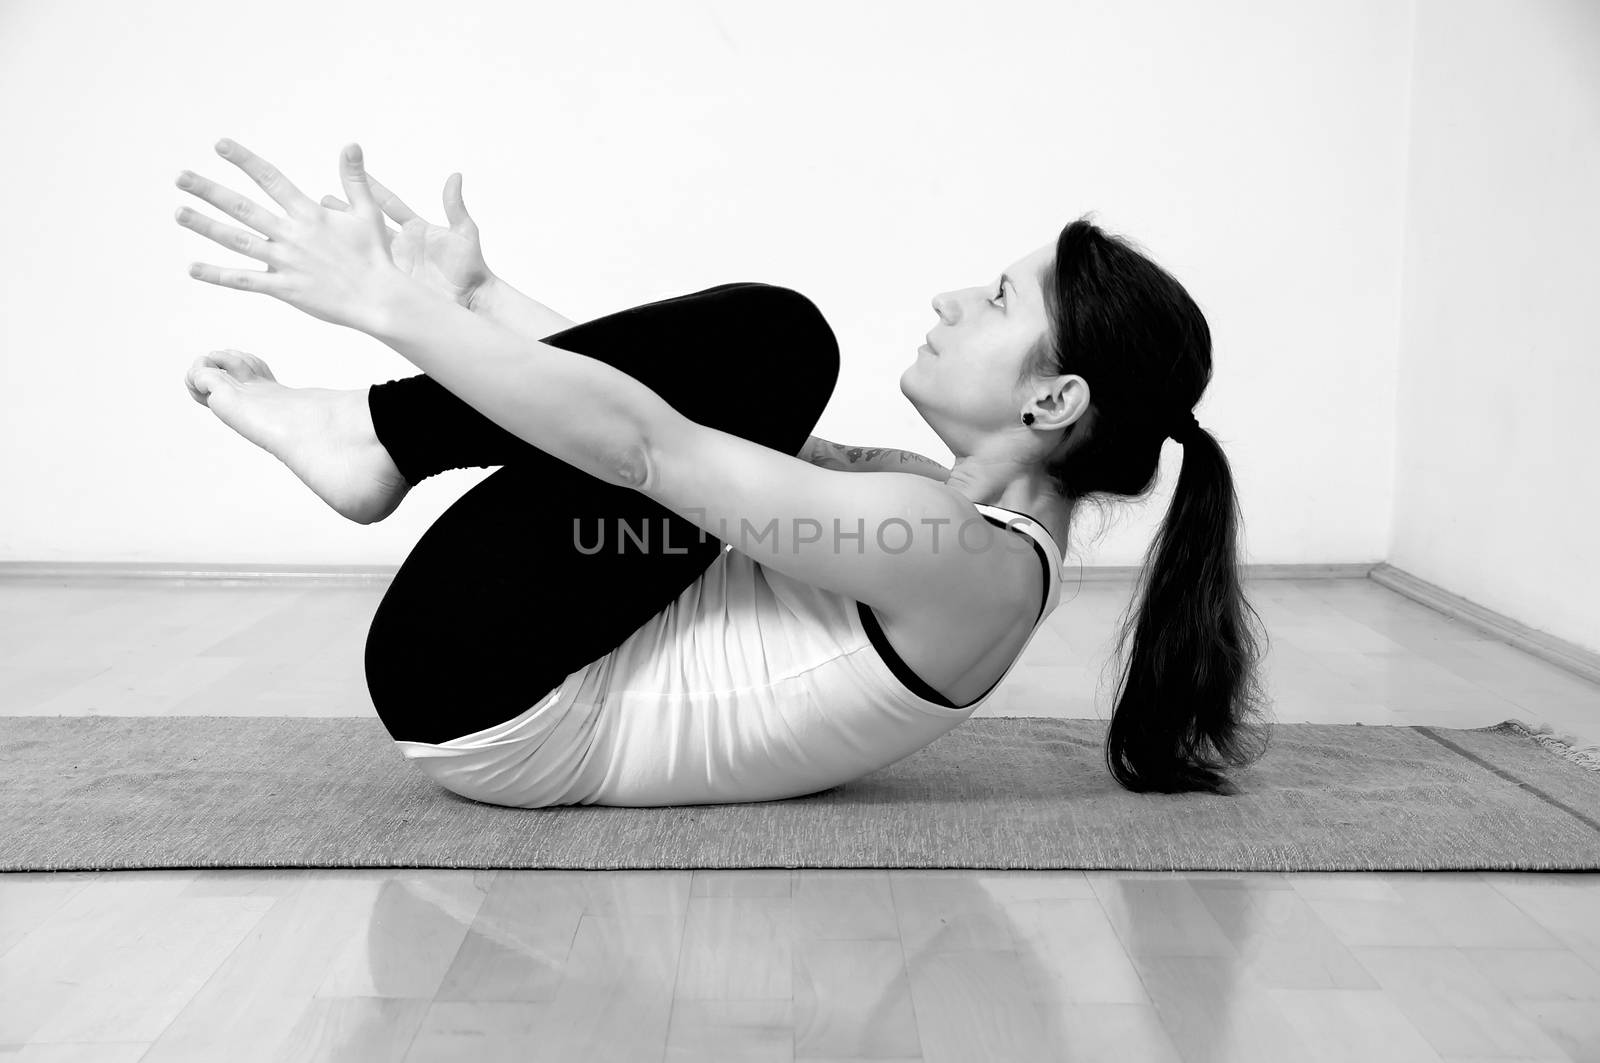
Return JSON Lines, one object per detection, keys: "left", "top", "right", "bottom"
{"left": 931, "top": 293, "right": 953, "bottom": 324}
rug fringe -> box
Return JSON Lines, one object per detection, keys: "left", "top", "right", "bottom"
{"left": 1485, "top": 718, "right": 1600, "bottom": 774}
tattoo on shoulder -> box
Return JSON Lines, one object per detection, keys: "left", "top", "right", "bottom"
{"left": 806, "top": 439, "right": 947, "bottom": 475}
{"left": 812, "top": 441, "right": 887, "bottom": 468}
{"left": 844, "top": 445, "right": 889, "bottom": 465}
{"left": 897, "top": 451, "right": 946, "bottom": 470}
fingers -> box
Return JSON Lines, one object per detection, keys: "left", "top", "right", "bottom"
{"left": 175, "top": 168, "right": 289, "bottom": 242}
{"left": 173, "top": 204, "right": 286, "bottom": 269}
{"left": 212, "top": 137, "right": 320, "bottom": 220}
{"left": 330, "top": 172, "right": 420, "bottom": 230}
{"left": 185, "top": 259, "right": 285, "bottom": 297}
{"left": 363, "top": 172, "right": 419, "bottom": 224}
{"left": 327, "top": 181, "right": 437, "bottom": 244}
{"left": 339, "top": 143, "right": 381, "bottom": 219}
{"left": 327, "top": 172, "right": 457, "bottom": 233}
{"left": 442, "top": 172, "right": 474, "bottom": 231}
{"left": 322, "top": 194, "right": 406, "bottom": 256}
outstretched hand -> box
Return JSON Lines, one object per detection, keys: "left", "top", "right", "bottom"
{"left": 322, "top": 171, "right": 494, "bottom": 311}
{"left": 173, "top": 138, "right": 424, "bottom": 334}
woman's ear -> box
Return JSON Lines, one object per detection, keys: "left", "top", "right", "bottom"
{"left": 1062, "top": 373, "right": 1091, "bottom": 409}
{"left": 1038, "top": 374, "right": 1090, "bottom": 432}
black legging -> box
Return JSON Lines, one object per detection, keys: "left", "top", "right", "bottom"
{"left": 363, "top": 282, "right": 841, "bottom": 745}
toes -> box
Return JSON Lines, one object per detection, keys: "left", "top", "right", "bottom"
{"left": 184, "top": 365, "right": 206, "bottom": 405}
{"left": 185, "top": 355, "right": 219, "bottom": 404}
{"left": 186, "top": 364, "right": 233, "bottom": 402}
{"left": 184, "top": 349, "right": 279, "bottom": 405}
{"left": 239, "top": 350, "right": 277, "bottom": 382}
{"left": 188, "top": 349, "right": 278, "bottom": 388}
{"left": 203, "top": 349, "right": 255, "bottom": 378}
{"left": 214, "top": 348, "right": 278, "bottom": 383}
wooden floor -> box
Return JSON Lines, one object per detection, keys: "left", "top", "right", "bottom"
{"left": 1, "top": 575, "right": 1597, "bottom": 1061}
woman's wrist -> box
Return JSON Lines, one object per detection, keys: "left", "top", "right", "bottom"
{"left": 466, "top": 274, "right": 504, "bottom": 316}
{"left": 465, "top": 274, "right": 579, "bottom": 340}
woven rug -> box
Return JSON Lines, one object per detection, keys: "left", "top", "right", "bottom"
{"left": 2, "top": 715, "right": 1597, "bottom": 872}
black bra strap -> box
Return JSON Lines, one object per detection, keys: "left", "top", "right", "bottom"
{"left": 856, "top": 599, "right": 958, "bottom": 707}
{"left": 858, "top": 512, "right": 1052, "bottom": 709}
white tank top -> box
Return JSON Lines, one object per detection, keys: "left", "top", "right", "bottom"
{"left": 394, "top": 503, "right": 1064, "bottom": 808}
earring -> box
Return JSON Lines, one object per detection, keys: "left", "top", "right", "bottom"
{"left": 1020, "top": 412, "right": 1035, "bottom": 426}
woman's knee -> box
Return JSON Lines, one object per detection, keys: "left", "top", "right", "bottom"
{"left": 742, "top": 284, "right": 840, "bottom": 409}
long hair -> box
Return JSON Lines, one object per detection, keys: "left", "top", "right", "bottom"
{"left": 1024, "top": 215, "right": 1272, "bottom": 795}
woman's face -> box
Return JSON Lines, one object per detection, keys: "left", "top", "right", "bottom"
{"left": 901, "top": 242, "right": 1058, "bottom": 447}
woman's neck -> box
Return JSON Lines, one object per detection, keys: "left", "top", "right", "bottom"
{"left": 946, "top": 465, "right": 1072, "bottom": 559}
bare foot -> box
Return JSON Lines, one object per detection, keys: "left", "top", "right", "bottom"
{"left": 185, "top": 350, "right": 411, "bottom": 525}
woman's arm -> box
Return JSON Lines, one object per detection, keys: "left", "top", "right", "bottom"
{"left": 800, "top": 436, "right": 952, "bottom": 482}
{"left": 465, "top": 282, "right": 916, "bottom": 473}
{"left": 457, "top": 280, "right": 947, "bottom": 476}
{"left": 373, "top": 279, "right": 667, "bottom": 488}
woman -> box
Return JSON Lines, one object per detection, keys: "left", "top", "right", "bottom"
{"left": 177, "top": 139, "right": 1270, "bottom": 807}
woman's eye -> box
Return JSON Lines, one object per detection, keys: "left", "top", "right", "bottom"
{"left": 990, "top": 281, "right": 1006, "bottom": 306}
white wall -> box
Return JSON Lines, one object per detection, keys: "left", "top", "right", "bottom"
{"left": 1392, "top": 0, "right": 1600, "bottom": 654}
{"left": 0, "top": 0, "right": 1413, "bottom": 567}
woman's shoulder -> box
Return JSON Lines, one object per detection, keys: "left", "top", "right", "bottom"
{"left": 872, "top": 518, "right": 1048, "bottom": 704}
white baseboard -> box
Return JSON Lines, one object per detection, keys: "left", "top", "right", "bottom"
{"left": 0, "top": 559, "right": 1378, "bottom": 587}
{"left": 1369, "top": 562, "right": 1600, "bottom": 687}
{"left": 0, "top": 561, "right": 400, "bottom": 587}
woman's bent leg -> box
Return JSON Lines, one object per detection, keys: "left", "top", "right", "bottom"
{"left": 364, "top": 283, "right": 840, "bottom": 745}
{"left": 368, "top": 282, "right": 770, "bottom": 485}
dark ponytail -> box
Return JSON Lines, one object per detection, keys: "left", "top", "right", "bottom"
{"left": 1104, "top": 426, "right": 1272, "bottom": 794}
{"left": 1028, "top": 215, "right": 1272, "bottom": 795}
